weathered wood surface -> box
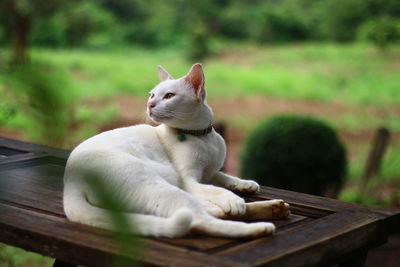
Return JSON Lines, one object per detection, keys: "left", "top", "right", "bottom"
{"left": 0, "top": 137, "right": 399, "bottom": 267}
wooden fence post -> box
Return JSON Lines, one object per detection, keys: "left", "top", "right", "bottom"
{"left": 361, "top": 127, "right": 390, "bottom": 192}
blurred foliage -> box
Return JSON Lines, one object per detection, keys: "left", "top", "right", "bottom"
{"left": 240, "top": 115, "right": 347, "bottom": 197}
{"left": 1, "top": 62, "right": 75, "bottom": 146}
{"left": 0, "top": 244, "right": 53, "bottom": 267}
{"left": 0, "top": 0, "right": 71, "bottom": 63}
{"left": 1, "top": 0, "right": 400, "bottom": 58}
{"left": 30, "top": 1, "right": 118, "bottom": 48}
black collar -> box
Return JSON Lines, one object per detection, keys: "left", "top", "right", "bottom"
{"left": 175, "top": 125, "right": 213, "bottom": 137}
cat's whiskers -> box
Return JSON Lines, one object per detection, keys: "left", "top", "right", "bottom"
{"left": 152, "top": 109, "right": 190, "bottom": 121}
{"left": 165, "top": 109, "right": 197, "bottom": 120}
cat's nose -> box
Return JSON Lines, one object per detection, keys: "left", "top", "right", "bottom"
{"left": 147, "top": 102, "right": 156, "bottom": 109}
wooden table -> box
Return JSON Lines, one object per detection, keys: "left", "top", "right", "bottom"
{"left": 0, "top": 137, "right": 399, "bottom": 267}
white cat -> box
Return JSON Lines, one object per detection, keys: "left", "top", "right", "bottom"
{"left": 63, "top": 63, "right": 289, "bottom": 238}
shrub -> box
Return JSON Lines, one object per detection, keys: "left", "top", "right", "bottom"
{"left": 358, "top": 16, "right": 400, "bottom": 48}
{"left": 240, "top": 115, "right": 347, "bottom": 196}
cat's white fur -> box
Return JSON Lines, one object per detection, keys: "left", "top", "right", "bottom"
{"left": 63, "top": 64, "right": 277, "bottom": 238}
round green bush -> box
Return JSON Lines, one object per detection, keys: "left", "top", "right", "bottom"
{"left": 240, "top": 115, "right": 347, "bottom": 196}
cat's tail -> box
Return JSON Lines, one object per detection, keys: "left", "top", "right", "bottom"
{"left": 64, "top": 192, "right": 193, "bottom": 238}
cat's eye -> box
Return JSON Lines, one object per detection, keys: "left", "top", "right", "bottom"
{"left": 150, "top": 93, "right": 155, "bottom": 99}
{"left": 163, "top": 93, "right": 175, "bottom": 99}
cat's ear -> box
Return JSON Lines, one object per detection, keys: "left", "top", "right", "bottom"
{"left": 184, "top": 63, "right": 206, "bottom": 100}
{"left": 157, "top": 65, "right": 173, "bottom": 81}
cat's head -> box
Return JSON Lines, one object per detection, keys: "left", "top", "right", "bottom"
{"left": 147, "top": 63, "right": 212, "bottom": 129}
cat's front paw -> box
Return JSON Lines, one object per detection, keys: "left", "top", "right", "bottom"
{"left": 208, "top": 189, "right": 246, "bottom": 217}
{"left": 227, "top": 179, "right": 260, "bottom": 194}
{"left": 200, "top": 199, "right": 226, "bottom": 218}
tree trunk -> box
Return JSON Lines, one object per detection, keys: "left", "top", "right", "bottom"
{"left": 12, "top": 13, "right": 31, "bottom": 64}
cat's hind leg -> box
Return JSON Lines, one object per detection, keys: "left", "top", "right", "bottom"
{"left": 64, "top": 189, "right": 193, "bottom": 238}
{"left": 64, "top": 155, "right": 197, "bottom": 238}
{"left": 248, "top": 199, "right": 290, "bottom": 219}
{"left": 121, "top": 178, "right": 276, "bottom": 238}
{"left": 200, "top": 198, "right": 290, "bottom": 221}
{"left": 226, "top": 199, "right": 290, "bottom": 221}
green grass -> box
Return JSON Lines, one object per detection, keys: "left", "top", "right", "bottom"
{"left": 18, "top": 43, "right": 400, "bottom": 106}
{"left": 209, "top": 43, "right": 400, "bottom": 105}
{"left": 30, "top": 47, "right": 187, "bottom": 98}
{"left": 333, "top": 114, "right": 400, "bottom": 132}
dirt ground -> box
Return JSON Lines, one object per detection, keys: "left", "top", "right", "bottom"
{"left": 92, "top": 95, "right": 400, "bottom": 177}
{"left": 3, "top": 95, "right": 399, "bottom": 177}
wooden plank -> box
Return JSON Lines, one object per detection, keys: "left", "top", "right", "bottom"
{"left": 0, "top": 202, "right": 249, "bottom": 267}
{"left": 244, "top": 195, "right": 334, "bottom": 219}
{"left": 2, "top": 199, "right": 391, "bottom": 267}
{"left": 269, "top": 214, "right": 306, "bottom": 230}
{"left": 155, "top": 211, "right": 309, "bottom": 253}
{"left": 257, "top": 187, "right": 400, "bottom": 218}
{"left": 155, "top": 235, "right": 236, "bottom": 252}
{"left": 0, "top": 152, "right": 40, "bottom": 165}
{"left": 214, "top": 212, "right": 386, "bottom": 267}
{"left": 0, "top": 137, "right": 70, "bottom": 158}
{"left": 0, "top": 156, "right": 65, "bottom": 216}
{"left": 0, "top": 145, "right": 29, "bottom": 156}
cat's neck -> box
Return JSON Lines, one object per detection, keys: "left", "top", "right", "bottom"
{"left": 166, "top": 101, "right": 213, "bottom": 131}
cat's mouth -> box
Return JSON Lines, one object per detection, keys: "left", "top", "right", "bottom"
{"left": 148, "top": 110, "right": 172, "bottom": 122}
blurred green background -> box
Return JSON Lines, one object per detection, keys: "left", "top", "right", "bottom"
{"left": 0, "top": 0, "right": 400, "bottom": 265}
